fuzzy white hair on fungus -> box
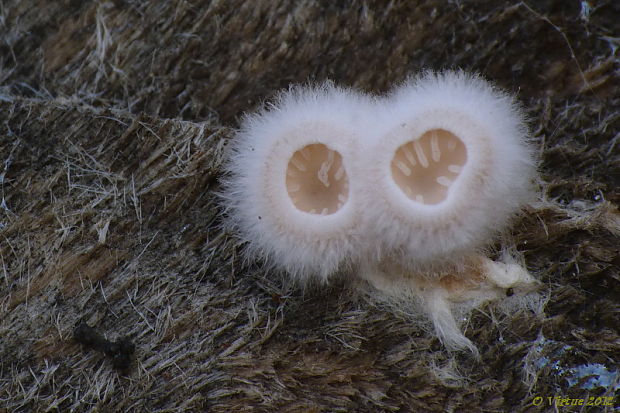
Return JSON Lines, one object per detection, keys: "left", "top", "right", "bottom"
{"left": 357, "top": 71, "right": 539, "bottom": 353}
{"left": 222, "top": 73, "right": 540, "bottom": 354}
{"left": 220, "top": 83, "right": 373, "bottom": 280}
{"left": 360, "top": 71, "right": 536, "bottom": 268}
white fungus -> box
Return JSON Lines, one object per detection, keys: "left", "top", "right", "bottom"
{"left": 360, "top": 71, "right": 536, "bottom": 269}
{"left": 222, "top": 72, "right": 540, "bottom": 353}
{"left": 355, "top": 71, "right": 538, "bottom": 352}
{"left": 220, "top": 83, "right": 373, "bottom": 280}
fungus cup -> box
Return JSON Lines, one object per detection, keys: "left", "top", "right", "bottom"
{"left": 222, "top": 72, "right": 540, "bottom": 353}
{"left": 357, "top": 72, "right": 539, "bottom": 352}
{"left": 360, "top": 71, "right": 536, "bottom": 268}
{"left": 220, "top": 83, "right": 373, "bottom": 280}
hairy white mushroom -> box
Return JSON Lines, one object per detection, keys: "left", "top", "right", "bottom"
{"left": 357, "top": 71, "right": 539, "bottom": 352}
{"left": 360, "top": 71, "right": 536, "bottom": 268}
{"left": 220, "top": 83, "right": 372, "bottom": 280}
{"left": 222, "top": 73, "right": 540, "bottom": 353}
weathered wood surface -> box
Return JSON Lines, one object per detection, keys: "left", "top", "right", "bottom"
{"left": 1, "top": 1, "right": 619, "bottom": 411}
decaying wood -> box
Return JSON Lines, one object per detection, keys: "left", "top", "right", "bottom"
{"left": 0, "top": 0, "right": 619, "bottom": 411}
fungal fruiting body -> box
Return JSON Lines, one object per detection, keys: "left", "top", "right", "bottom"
{"left": 221, "top": 84, "right": 372, "bottom": 279}
{"left": 361, "top": 71, "right": 535, "bottom": 269}
{"left": 358, "top": 72, "right": 538, "bottom": 351}
{"left": 223, "top": 72, "right": 539, "bottom": 353}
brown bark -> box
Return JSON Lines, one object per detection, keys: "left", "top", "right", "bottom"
{"left": 0, "top": 0, "right": 619, "bottom": 411}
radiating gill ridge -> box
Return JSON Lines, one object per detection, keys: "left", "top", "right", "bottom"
{"left": 286, "top": 143, "right": 349, "bottom": 214}
{"left": 391, "top": 129, "right": 467, "bottom": 205}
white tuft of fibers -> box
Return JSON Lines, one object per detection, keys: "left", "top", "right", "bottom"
{"left": 359, "top": 71, "right": 537, "bottom": 270}
{"left": 359, "top": 253, "right": 540, "bottom": 354}
{"left": 220, "top": 82, "right": 374, "bottom": 281}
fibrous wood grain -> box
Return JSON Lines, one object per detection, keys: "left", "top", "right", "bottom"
{"left": 1, "top": 0, "right": 619, "bottom": 412}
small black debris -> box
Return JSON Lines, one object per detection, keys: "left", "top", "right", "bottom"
{"left": 74, "top": 322, "right": 135, "bottom": 371}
